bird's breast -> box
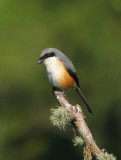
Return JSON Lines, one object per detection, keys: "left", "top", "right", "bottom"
{"left": 44, "top": 57, "right": 75, "bottom": 89}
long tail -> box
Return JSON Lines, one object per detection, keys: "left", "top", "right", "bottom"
{"left": 76, "top": 86, "right": 93, "bottom": 113}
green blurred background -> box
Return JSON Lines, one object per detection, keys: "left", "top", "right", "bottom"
{"left": 0, "top": 0, "right": 121, "bottom": 159}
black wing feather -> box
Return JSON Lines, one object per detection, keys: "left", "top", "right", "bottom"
{"left": 60, "top": 59, "right": 93, "bottom": 113}
{"left": 66, "top": 69, "right": 80, "bottom": 87}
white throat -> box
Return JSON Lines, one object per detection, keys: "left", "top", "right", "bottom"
{"left": 43, "top": 57, "right": 63, "bottom": 87}
{"left": 44, "top": 56, "right": 58, "bottom": 66}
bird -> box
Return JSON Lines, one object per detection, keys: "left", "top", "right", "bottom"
{"left": 37, "top": 48, "right": 93, "bottom": 113}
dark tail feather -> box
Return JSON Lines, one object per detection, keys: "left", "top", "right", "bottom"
{"left": 76, "top": 86, "right": 93, "bottom": 114}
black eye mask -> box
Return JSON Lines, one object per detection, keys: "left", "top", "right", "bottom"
{"left": 42, "top": 52, "right": 55, "bottom": 60}
{"left": 37, "top": 52, "right": 55, "bottom": 64}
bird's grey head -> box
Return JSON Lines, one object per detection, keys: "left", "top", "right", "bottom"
{"left": 37, "top": 48, "right": 69, "bottom": 64}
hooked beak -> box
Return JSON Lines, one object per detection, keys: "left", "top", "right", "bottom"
{"left": 37, "top": 58, "right": 43, "bottom": 64}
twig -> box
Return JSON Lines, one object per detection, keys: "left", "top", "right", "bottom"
{"left": 53, "top": 90, "right": 116, "bottom": 160}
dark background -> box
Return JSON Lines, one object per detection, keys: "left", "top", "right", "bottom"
{"left": 0, "top": 0, "right": 121, "bottom": 159}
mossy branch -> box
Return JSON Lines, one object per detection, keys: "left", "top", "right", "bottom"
{"left": 50, "top": 90, "right": 116, "bottom": 160}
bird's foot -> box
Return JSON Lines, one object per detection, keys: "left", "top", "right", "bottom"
{"left": 52, "top": 88, "right": 68, "bottom": 100}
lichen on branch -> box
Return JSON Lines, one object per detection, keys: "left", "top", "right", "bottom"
{"left": 50, "top": 106, "right": 71, "bottom": 130}
{"left": 50, "top": 90, "right": 117, "bottom": 160}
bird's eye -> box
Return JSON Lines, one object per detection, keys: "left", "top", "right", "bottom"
{"left": 46, "top": 52, "right": 55, "bottom": 58}
{"left": 49, "top": 52, "right": 55, "bottom": 57}
{"left": 42, "top": 52, "right": 55, "bottom": 60}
